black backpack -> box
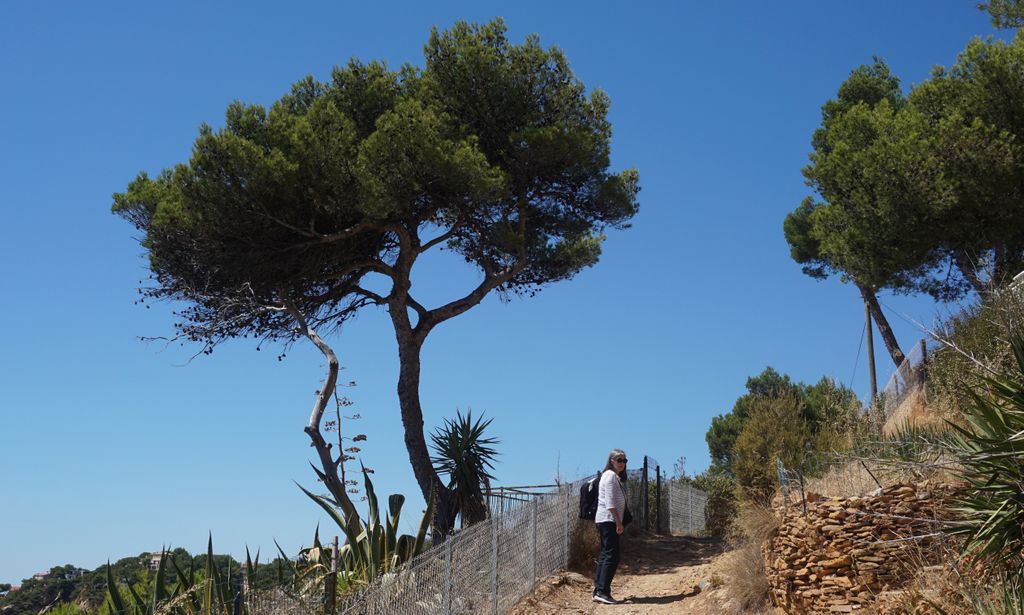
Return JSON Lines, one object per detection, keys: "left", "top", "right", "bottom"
{"left": 578, "top": 472, "right": 601, "bottom": 520}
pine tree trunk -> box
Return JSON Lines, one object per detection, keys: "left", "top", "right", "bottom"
{"left": 395, "top": 333, "right": 458, "bottom": 538}
{"left": 954, "top": 249, "right": 988, "bottom": 296}
{"left": 858, "top": 283, "right": 906, "bottom": 368}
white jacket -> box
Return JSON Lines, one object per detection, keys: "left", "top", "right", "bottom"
{"left": 595, "top": 469, "right": 625, "bottom": 524}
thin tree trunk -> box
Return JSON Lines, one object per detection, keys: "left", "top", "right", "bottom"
{"left": 857, "top": 283, "right": 906, "bottom": 368}
{"left": 395, "top": 331, "right": 458, "bottom": 538}
{"left": 286, "top": 303, "right": 359, "bottom": 523}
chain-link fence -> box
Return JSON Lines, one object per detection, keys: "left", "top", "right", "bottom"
{"left": 879, "top": 338, "right": 935, "bottom": 419}
{"left": 666, "top": 481, "right": 707, "bottom": 536}
{"left": 246, "top": 588, "right": 324, "bottom": 615}
{"left": 775, "top": 434, "right": 959, "bottom": 508}
{"left": 249, "top": 455, "right": 706, "bottom": 615}
{"left": 328, "top": 479, "right": 580, "bottom": 615}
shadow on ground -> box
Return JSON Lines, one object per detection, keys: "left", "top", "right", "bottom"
{"left": 618, "top": 534, "right": 725, "bottom": 576}
{"left": 515, "top": 533, "right": 731, "bottom": 614}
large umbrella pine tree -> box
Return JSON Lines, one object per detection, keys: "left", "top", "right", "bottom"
{"left": 785, "top": 60, "right": 946, "bottom": 368}
{"left": 910, "top": 34, "right": 1024, "bottom": 294}
{"left": 113, "top": 19, "right": 640, "bottom": 534}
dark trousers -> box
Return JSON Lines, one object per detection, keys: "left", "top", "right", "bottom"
{"left": 594, "top": 521, "right": 621, "bottom": 595}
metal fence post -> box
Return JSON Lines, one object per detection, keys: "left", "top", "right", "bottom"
{"left": 563, "top": 487, "right": 570, "bottom": 568}
{"left": 531, "top": 497, "right": 538, "bottom": 595}
{"left": 442, "top": 537, "right": 453, "bottom": 615}
{"left": 491, "top": 516, "right": 499, "bottom": 615}
{"left": 642, "top": 456, "right": 649, "bottom": 531}
{"left": 322, "top": 535, "right": 338, "bottom": 615}
{"left": 667, "top": 481, "right": 673, "bottom": 535}
{"left": 655, "top": 466, "right": 661, "bottom": 535}
{"left": 687, "top": 484, "right": 693, "bottom": 535}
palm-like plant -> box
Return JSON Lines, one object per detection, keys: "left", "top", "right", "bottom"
{"left": 948, "top": 332, "right": 1024, "bottom": 581}
{"left": 430, "top": 411, "right": 500, "bottom": 529}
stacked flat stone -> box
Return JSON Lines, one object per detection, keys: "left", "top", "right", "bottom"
{"left": 763, "top": 482, "right": 954, "bottom": 614}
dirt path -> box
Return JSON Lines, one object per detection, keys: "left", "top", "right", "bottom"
{"left": 508, "top": 534, "right": 734, "bottom": 615}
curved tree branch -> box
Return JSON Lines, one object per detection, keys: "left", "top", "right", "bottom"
{"left": 419, "top": 218, "right": 465, "bottom": 254}
{"left": 284, "top": 299, "right": 359, "bottom": 523}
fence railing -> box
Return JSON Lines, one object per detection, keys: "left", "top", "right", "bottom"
{"left": 250, "top": 456, "right": 706, "bottom": 615}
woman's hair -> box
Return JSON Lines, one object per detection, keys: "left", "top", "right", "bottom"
{"left": 603, "top": 448, "right": 628, "bottom": 479}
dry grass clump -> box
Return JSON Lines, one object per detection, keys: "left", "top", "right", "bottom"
{"left": 803, "top": 458, "right": 935, "bottom": 498}
{"left": 870, "top": 538, "right": 1024, "bottom": 615}
{"left": 803, "top": 459, "right": 884, "bottom": 497}
{"left": 803, "top": 419, "right": 961, "bottom": 500}
{"left": 882, "top": 389, "right": 951, "bottom": 437}
{"left": 719, "top": 502, "right": 778, "bottom": 613}
{"left": 734, "top": 501, "right": 781, "bottom": 546}
{"left": 721, "top": 542, "right": 770, "bottom": 613}
{"left": 567, "top": 520, "right": 600, "bottom": 572}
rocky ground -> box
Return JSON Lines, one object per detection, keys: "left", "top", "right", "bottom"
{"left": 507, "top": 534, "right": 739, "bottom": 615}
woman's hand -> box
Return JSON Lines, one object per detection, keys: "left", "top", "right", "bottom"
{"left": 616, "top": 522, "right": 624, "bottom": 535}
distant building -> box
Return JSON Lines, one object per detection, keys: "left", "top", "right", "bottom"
{"left": 62, "top": 568, "right": 84, "bottom": 580}
{"left": 148, "top": 552, "right": 169, "bottom": 571}
{"left": 32, "top": 571, "right": 50, "bottom": 581}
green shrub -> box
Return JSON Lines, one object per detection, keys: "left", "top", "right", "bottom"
{"left": 733, "top": 392, "right": 810, "bottom": 506}
{"left": 930, "top": 289, "right": 1024, "bottom": 415}
{"left": 692, "top": 469, "right": 737, "bottom": 537}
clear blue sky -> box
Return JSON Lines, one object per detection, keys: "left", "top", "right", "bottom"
{"left": 0, "top": 0, "right": 1007, "bottom": 584}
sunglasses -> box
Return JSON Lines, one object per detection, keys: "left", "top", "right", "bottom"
{"left": 615, "top": 458, "right": 628, "bottom": 464}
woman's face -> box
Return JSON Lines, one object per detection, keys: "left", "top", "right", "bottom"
{"left": 614, "top": 455, "right": 627, "bottom": 471}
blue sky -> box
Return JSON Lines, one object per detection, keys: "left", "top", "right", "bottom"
{"left": 0, "top": 1, "right": 1007, "bottom": 584}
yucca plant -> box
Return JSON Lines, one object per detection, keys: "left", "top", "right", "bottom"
{"left": 298, "top": 466, "right": 433, "bottom": 588}
{"left": 947, "top": 332, "right": 1024, "bottom": 581}
{"left": 430, "top": 410, "right": 499, "bottom": 528}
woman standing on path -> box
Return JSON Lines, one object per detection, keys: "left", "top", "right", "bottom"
{"left": 593, "top": 449, "right": 628, "bottom": 605}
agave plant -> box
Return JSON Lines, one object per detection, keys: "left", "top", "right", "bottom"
{"left": 105, "top": 536, "right": 247, "bottom": 615}
{"left": 430, "top": 410, "right": 499, "bottom": 528}
{"left": 947, "top": 332, "right": 1024, "bottom": 581}
{"left": 298, "top": 465, "right": 433, "bottom": 587}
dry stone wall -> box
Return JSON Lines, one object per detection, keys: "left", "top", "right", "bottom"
{"left": 764, "top": 482, "right": 955, "bottom": 614}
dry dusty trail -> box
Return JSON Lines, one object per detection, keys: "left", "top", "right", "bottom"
{"left": 508, "top": 534, "right": 735, "bottom": 615}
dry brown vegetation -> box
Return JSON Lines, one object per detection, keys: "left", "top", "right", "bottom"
{"left": 568, "top": 519, "right": 601, "bottom": 573}
{"left": 713, "top": 502, "right": 780, "bottom": 613}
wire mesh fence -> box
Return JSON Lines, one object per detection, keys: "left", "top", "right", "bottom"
{"left": 246, "top": 588, "right": 324, "bottom": 615}
{"left": 666, "top": 480, "right": 708, "bottom": 536}
{"left": 247, "top": 455, "right": 706, "bottom": 615}
{"left": 879, "top": 338, "right": 935, "bottom": 419}
{"left": 330, "top": 480, "right": 580, "bottom": 615}
{"left": 775, "top": 436, "right": 960, "bottom": 507}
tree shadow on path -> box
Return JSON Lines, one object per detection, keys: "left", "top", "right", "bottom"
{"left": 619, "top": 533, "right": 726, "bottom": 576}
